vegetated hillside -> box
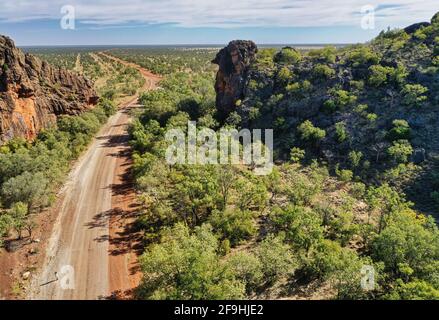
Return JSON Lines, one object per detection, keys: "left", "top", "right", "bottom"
{"left": 129, "top": 43, "right": 439, "bottom": 299}
{"left": 0, "top": 36, "right": 98, "bottom": 143}
{"left": 215, "top": 13, "right": 439, "bottom": 217}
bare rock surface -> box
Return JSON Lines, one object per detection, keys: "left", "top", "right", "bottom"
{"left": 0, "top": 35, "right": 98, "bottom": 143}
{"left": 212, "top": 40, "right": 257, "bottom": 120}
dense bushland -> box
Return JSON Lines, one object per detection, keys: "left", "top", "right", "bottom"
{"left": 129, "top": 44, "right": 439, "bottom": 299}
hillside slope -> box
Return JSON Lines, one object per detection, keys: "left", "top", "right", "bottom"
{"left": 213, "top": 12, "right": 439, "bottom": 216}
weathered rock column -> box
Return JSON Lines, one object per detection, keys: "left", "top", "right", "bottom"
{"left": 212, "top": 40, "right": 257, "bottom": 121}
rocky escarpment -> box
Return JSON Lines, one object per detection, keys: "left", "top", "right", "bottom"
{"left": 0, "top": 35, "right": 98, "bottom": 143}
{"left": 212, "top": 40, "right": 257, "bottom": 120}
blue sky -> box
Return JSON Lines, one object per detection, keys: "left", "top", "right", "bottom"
{"left": 0, "top": 0, "right": 438, "bottom": 46}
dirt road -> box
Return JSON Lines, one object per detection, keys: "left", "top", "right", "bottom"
{"left": 30, "top": 57, "right": 160, "bottom": 300}
{"left": 99, "top": 52, "right": 160, "bottom": 91}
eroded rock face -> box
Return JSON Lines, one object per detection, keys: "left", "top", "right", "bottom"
{"left": 212, "top": 40, "right": 258, "bottom": 120}
{"left": 0, "top": 35, "right": 98, "bottom": 143}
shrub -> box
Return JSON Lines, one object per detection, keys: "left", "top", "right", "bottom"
{"left": 366, "top": 113, "right": 378, "bottom": 122}
{"left": 368, "top": 65, "right": 394, "bottom": 87}
{"left": 274, "top": 47, "right": 302, "bottom": 65}
{"left": 323, "top": 99, "right": 337, "bottom": 113}
{"left": 290, "top": 147, "right": 306, "bottom": 163}
{"left": 286, "top": 81, "right": 312, "bottom": 97}
{"left": 346, "top": 46, "right": 380, "bottom": 67}
{"left": 402, "top": 84, "right": 428, "bottom": 107}
{"left": 0, "top": 214, "right": 13, "bottom": 246}
{"left": 308, "top": 46, "right": 337, "bottom": 63}
{"left": 387, "top": 140, "right": 413, "bottom": 163}
{"left": 385, "top": 280, "right": 439, "bottom": 300}
{"left": 313, "top": 64, "right": 335, "bottom": 80}
{"left": 328, "top": 89, "right": 357, "bottom": 110}
{"left": 387, "top": 120, "right": 411, "bottom": 141}
{"left": 335, "top": 122, "right": 348, "bottom": 143}
{"left": 348, "top": 151, "right": 363, "bottom": 169}
{"left": 298, "top": 120, "right": 326, "bottom": 144}
{"left": 337, "top": 169, "right": 354, "bottom": 182}
{"left": 277, "top": 66, "right": 293, "bottom": 83}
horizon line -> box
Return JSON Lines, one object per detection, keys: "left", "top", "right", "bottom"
{"left": 19, "top": 42, "right": 356, "bottom": 48}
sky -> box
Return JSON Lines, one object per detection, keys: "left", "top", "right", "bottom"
{"left": 0, "top": 0, "right": 438, "bottom": 46}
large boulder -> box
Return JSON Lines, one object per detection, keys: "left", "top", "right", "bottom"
{"left": 212, "top": 40, "right": 258, "bottom": 120}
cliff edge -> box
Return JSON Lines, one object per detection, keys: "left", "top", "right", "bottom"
{"left": 0, "top": 35, "right": 98, "bottom": 143}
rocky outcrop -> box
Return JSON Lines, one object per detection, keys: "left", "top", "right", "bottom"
{"left": 0, "top": 35, "right": 98, "bottom": 143}
{"left": 404, "top": 22, "right": 430, "bottom": 34}
{"left": 212, "top": 40, "right": 258, "bottom": 120}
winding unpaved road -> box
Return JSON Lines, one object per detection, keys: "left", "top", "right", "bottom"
{"left": 30, "top": 56, "right": 160, "bottom": 300}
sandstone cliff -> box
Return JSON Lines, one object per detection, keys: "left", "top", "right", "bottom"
{"left": 0, "top": 35, "right": 98, "bottom": 143}
{"left": 212, "top": 40, "right": 257, "bottom": 120}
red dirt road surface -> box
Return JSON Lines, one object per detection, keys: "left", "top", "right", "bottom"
{"left": 29, "top": 58, "right": 160, "bottom": 300}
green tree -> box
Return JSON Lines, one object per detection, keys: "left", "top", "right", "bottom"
{"left": 256, "top": 234, "right": 296, "bottom": 283}
{"left": 173, "top": 166, "right": 220, "bottom": 226}
{"left": 138, "top": 223, "right": 245, "bottom": 300}
{"left": 226, "top": 252, "right": 264, "bottom": 293}
{"left": 337, "top": 169, "right": 354, "bottom": 183}
{"left": 234, "top": 175, "right": 268, "bottom": 211}
{"left": 271, "top": 205, "right": 324, "bottom": 252}
{"left": 0, "top": 214, "right": 13, "bottom": 246}
{"left": 367, "top": 183, "right": 409, "bottom": 233}
{"left": 1, "top": 172, "right": 49, "bottom": 213}
{"left": 283, "top": 167, "right": 324, "bottom": 206}
{"left": 8, "top": 202, "right": 28, "bottom": 239}
{"left": 216, "top": 166, "right": 236, "bottom": 210}
{"left": 208, "top": 208, "right": 256, "bottom": 246}
{"left": 306, "top": 239, "right": 374, "bottom": 299}
{"left": 372, "top": 210, "right": 439, "bottom": 281}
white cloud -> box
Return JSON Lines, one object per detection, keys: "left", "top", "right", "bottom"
{"left": 0, "top": 0, "right": 437, "bottom": 28}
